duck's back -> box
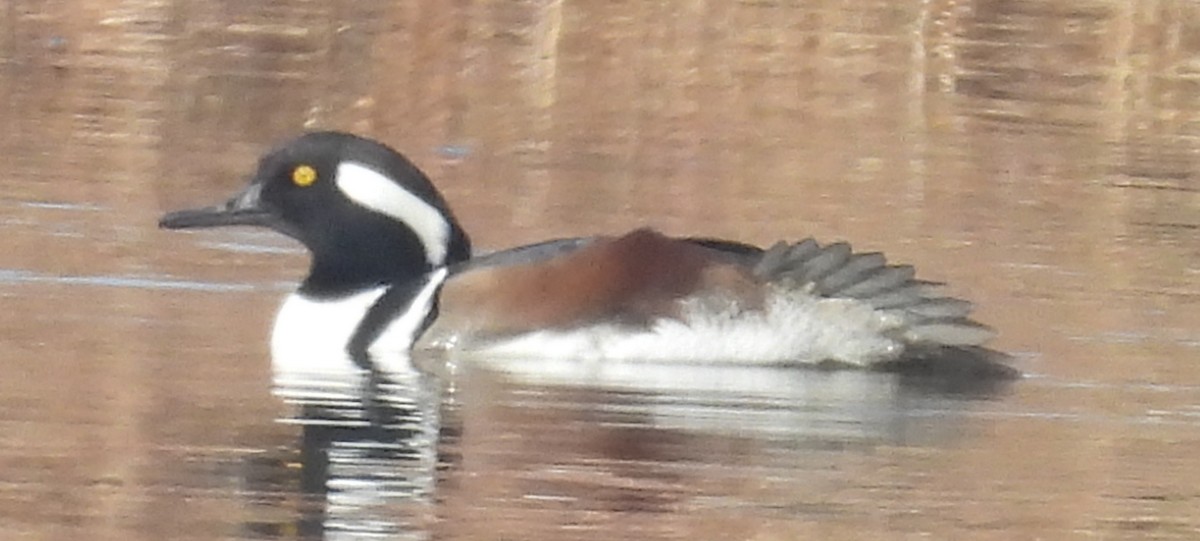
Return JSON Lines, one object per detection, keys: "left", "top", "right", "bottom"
{"left": 416, "top": 229, "right": 1008, "bottom": 374}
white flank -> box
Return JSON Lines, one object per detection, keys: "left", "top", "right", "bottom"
{"left": 453, "top": 288, "right": 907, "bottom": 371}
{"left": 335, "top": 161, "right": 451, "bottom": 265}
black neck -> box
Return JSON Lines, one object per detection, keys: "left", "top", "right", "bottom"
{"left": 298, "top": 224, "right": 471, "bottom": 298}
{"left": 301, "top": 252, "right": 428, "bottom": 297}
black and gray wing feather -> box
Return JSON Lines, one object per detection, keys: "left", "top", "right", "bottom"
{"left": 753, "top": 238, "right": 1015, "bottom": 376}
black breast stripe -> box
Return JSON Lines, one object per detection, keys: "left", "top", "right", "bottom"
{"left": 347, "top": 275, "right": 444, "bottom": 371}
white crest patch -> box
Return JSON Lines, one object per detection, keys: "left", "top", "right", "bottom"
{"left": 335, "top": 161, "right": 451, "bottom": 265}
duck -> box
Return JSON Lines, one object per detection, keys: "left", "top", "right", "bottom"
{"left": 159, "top": 131, "right": 1016, "bottom": 380}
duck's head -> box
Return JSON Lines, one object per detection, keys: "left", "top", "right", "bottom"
{"left": 160, "top": 131, "right": 471, "bottom": 295}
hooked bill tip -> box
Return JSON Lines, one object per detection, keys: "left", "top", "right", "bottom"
{"left": 158, "top": 208, "right": 210, "bottom": 229}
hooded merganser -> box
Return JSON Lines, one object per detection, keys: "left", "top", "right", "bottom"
{"left": 160, "top": 131, "right": 1015, "bottom": 379}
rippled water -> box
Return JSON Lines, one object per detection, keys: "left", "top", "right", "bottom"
{"left": 2, "top": 1, "right": 1198, "bottom": 540}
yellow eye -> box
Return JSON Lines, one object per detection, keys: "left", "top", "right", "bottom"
{"left": 292, "top": 165, "right": 317, "bottom": 187}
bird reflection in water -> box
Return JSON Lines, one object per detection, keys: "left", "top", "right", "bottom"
{"left": 253, "top": 367, "right": 447, "bottom": 540}
{"left": 238, "top": 356, "right": 1014, "bottom": 540}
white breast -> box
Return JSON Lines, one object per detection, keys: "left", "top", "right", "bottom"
{"left": 270, "top": 269, "right": 448, "bottom": 385}
{"left": 271, "top": 287, "right": 387, "bottom": 381}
